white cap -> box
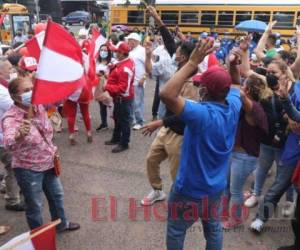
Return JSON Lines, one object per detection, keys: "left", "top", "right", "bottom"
{"left": 126, "top": 32, "right": 141, "bottom": 42}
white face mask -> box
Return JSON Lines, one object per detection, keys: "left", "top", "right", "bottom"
{"left": 9, "top": 72, "right": 18, "bottom": 81}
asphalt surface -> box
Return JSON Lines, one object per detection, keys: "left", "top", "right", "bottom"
{"left": 0, "top": 76, "right": 295, "bottom": 248}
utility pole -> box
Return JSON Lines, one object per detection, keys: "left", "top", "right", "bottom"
{"left": 35, "top": 0, "right": 39, "bottom": 23}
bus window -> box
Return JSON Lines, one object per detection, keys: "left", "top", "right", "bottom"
{"left": 254, "top": 11, "right": 271, "bottom": 23}
{"left": 12, "top": 15, "right": 30, "bottom": 35}
{"left": 161, "top": 11, "right": 178, "bottom": 25}
{"left": 201, "top": 11, "right": 216, "bottom": 26}
{"left": 273, "top": 11, "right": 295, "bottom": 28}
{"left": 235, "top": 11, "right": 252, "bottom": 25}
{"left": 128, "top": 10, "right": 144, "bottom": 24}
{"left": 218, "top": 11, "right": 234, "bottom": 26}
{"left": 181, "top": 11, "right": 199, "bottom": 24}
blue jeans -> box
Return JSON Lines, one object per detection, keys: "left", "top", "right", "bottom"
{"left": 133, "top": 85, "right": 144, "bottom": 125}
{"left": 256, "top": 161, "right": 296, "bottom": 222}
{"left": 254, "top": 144, "right": 282, "bottom": 196}
{"left": 229, "top": 152, "right": 258, "bottom": 219}
{"left": 167, "top": 186, "right": 223, "bottom": 250}
{"left": 14, "top": 168, "right": 67, "bottom": 230}
{"left": 112, "top": 98, "right": 133, "bottom": 147}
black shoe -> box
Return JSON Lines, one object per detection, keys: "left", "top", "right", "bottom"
{"left": 58, "top": 222, "right": 80, "bottom": 233}
{"left": 112, "top": 145, "right": 129, "bottom": 153}
{"left": 278, "top": 245, "right": 297, "bottom": 250}
{"left": 105, "top": 140, "right": 119, "bottom": 145}
{"left": 96, "top": 124, "right": 108, "bottom": 132}
{"left": 5, "top": 203, "right": 25, "bottom": 212}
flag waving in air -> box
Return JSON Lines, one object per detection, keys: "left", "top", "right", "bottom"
{"left": 25, "top": 31, "right": 45, "bottom": 61}
{"left": 32, "top": 21, "right": 86, "bottom": 105}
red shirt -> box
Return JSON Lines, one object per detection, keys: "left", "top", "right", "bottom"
{"left": 105, "top": 58, "right": 135, "bottom": 101}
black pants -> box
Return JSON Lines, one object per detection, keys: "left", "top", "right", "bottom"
{"left": 293, "top": 194, "right": 300, "bottom": 248}
{"left": 112, "top": 98, "right": 133, "bottom": 147}
{"left": 99, "top": 102, "right": 107, "bottom": 126}
{"left": 151, "top": 77, "right": 160, "bottom": 118}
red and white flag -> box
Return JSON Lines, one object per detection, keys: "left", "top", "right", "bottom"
{"left": 25, "top": 31, "right": 45, "bottom": 61}
{"left": 0, "top": 222, "right": 57, "bottom": 250}
{"left": 32, "top": 21, "right": 86, "bottom": 105}
{"left": 91, "top": 28, "right": 107, "bottom": 59}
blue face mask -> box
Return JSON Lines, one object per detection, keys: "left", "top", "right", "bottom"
{"left": 100, "top": 51, "right": 109, "bottom": 59}
{"left": 21, "top": 91, "right": 32, "bottom": 107}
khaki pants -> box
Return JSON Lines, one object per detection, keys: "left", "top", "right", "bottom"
{"left": 0, "top": 147, "right": 20, "bottom": 206}
{"left": 146, "top": 127, "right": 183, "bottom": 190}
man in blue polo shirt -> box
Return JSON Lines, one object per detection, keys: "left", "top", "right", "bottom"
{"left": 160, "top": 40, "right": 242, "bottom": 250}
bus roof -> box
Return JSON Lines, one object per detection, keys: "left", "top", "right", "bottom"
{"left": 112, "top": 0, "right": 300, "bottom": 5}
{"left": 0, "top": 3, "right": 28, "bottom": 14}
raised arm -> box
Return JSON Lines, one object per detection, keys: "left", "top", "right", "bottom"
{"left": 228, "top": 48, "right": 253, "bottom": 113}
{"left": 147, "top": 6, "right": 176, "bottom": 57}
{"left": 254, "top": 21, "right": 277, "bottom": 60}
{"left": 145, "top": 41, "right": 153, "bottom": 74}
{"left": 290, "top": 25, "right": 300, "bottom": 80}
{"left": 160, "top": 40, "right": 214, "bottom": 115}
{"left": 278, "top": 76, "right": 300, "bottom": 122}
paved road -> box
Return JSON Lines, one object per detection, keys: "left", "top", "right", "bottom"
{"left": 0, "top": 79, "right": 294, "bottom": 250}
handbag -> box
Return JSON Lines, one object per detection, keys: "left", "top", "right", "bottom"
{"left": 33, "top": 123, "right": 61, "bottom": 176}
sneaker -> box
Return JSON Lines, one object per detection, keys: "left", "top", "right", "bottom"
{"left": 133, "top": 124, "right": 143, "bottom": 130}
{"left": 244, "top": 195, "right": 259, "bottom": 208}
{"left": 96, "top": 124, "right": 108, "bottom": 132}
{"left": 141, "top": 190, "right": 166, "bottom": 206}
{"left": 282, "top": 201, "right": 295, "bottom": 217}
{"left": 57, "top": 222, "right": 80, "bottom": 233}
{"left": 250, "top": 218, "right": 264, "bottom": 233}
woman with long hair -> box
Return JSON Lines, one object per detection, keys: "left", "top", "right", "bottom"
{"left": 95, "top": 44, "right": 112, "bottom": 131}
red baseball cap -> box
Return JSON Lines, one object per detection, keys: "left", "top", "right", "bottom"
{"left": 19, "top": 57, "right": 38, "bottom": 72}
{"left": 111, "top": 42, "right": 130, "bottom": 54}
{"left": 198, "top": 66, "right": 232, "bottom": 97}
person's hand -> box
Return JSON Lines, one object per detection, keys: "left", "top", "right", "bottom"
{"left": 188, "top": 39, "right": 215, "bottom": 68}
{"left": 139, "top": 77, "right": 146, "bottom": 87}
{"left": 142, "top": 120, "right": 163, "bottom": 136}
{"left": 16, "top": 119, "right": 31, "bottom": 140}
{"left": 288, "top": 118, "right": 300, "bottom": 133}
{"left": 278, "top": 75, "right": 289, "bottom": 98}
{"left": 145, "top": 41, "right": 153, "bottom": 58}
{"left": 147, "top": 6, "right": 160, "bottom": 21}
{"left": 239, "top": 35, "right": 251, "bottom": 52}
{"left": 266, "top": 20, "right": 277, "bottom": 33}
{"left": 228, "top": 47, "right": 242, "bottom": 65}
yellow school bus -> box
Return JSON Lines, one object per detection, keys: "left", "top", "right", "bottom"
{"left": 0, "top": 3, "right": 31, "bottom": 44}
{"left": 110, "top": 0, "right": 300, "bottom": 37}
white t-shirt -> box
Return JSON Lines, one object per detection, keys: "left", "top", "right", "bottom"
{"left": 0, "top": 84, "right": 13, "bottom": 146}
{"left": 129, "top": 45, "right": 145, "bottom": 86}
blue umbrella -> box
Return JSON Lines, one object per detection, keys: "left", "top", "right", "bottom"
{"left": 235, "top": 20, "right": 267, "bottom": 33}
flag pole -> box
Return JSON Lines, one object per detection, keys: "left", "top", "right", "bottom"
{"left": 2, "top": 219, "right": 61, "bottom": 250}
{"left": 12, "top": 43, "right": 25, "bottom": 53}
{"left": 29, "top": 219, "right": 61, "bottom": 240}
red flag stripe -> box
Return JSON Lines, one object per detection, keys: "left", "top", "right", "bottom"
{"left": 32, "top": 75, "right": 86, "bottom": 105}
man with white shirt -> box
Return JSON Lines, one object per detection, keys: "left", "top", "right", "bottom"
{"left": 127, "top": 32, "right": 146, "bottom": 130}
{"left": 0, "top": 57, "right": 24, "bottom": 211}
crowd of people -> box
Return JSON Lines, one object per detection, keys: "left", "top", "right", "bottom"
{"left": 0, "top": 5, "right": 300, "bottom": 250}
